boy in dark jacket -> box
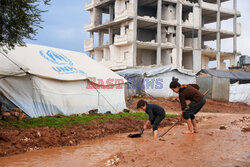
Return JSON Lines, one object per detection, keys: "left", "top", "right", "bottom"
{"left": 169, "top": 77, "right": 206, "bottom": 134}
{"left": 137, "top": 100, "right": 166, "bottom": 138}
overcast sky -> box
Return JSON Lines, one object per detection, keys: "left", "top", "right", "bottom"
{"left": 25, "top": 0, "right": 250, "bottom": 59}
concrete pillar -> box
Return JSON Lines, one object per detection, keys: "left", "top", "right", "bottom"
{"left": 109, "top": 4, "right": 114, "bottom": 21}
{"left": 109, "top": 27, "right": 114, "bottom": 44}
{"left": 176, "top": 0, "right": 183, "bottom": 69}
{"left": 201, "top": 4, "right": 205, "bottom": 49}
{"left": 216, "top": 0, "right": 221, "bottom": 70}
{"left": 94, "top": 8, "right": 102, "bottom": 26}
{"left": 193, "top": 50, "right": 202, "bottom": 72}
{"left": 90, "top": 32, "right": 94, "bottom": 40}
{"left": 192, "top": 0, "right": 203, "bottom": 72}
{"left": 98, "top": 30, "right": 104, "bottom": 46}
{"left": 132, "top": 0, "right": 138, "bottom": 66}
{"left": 198, "top": 0, "right": 202, "bottom": 50}
{"left": 166, "top": 49, "right": 172, "bottom": 65}
{"left": 233, "top": 0, "right": 237, "bottom": 66}
{"left": 90, "top": 32, "right": 94, "bottom": 46}
{"left": 157, "top": 0, "right": 162, "bottom": 66}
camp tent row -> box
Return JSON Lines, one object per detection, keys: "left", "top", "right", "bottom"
{"left": 0, "top": 44, "right": 127, "bottom": 118}
{"left": 117, "top": 67, "right": 250, "bottom": 105}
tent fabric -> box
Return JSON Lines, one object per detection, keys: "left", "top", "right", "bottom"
{"left": 0, "top": 44, "right": 126, "bottom": 117}
{"left": 116, "top": 66, "right": 196, "bottom": 97}
{"left": 0, "top": 76, "right": 126, "bottom": 117}
{"left": 116, "top": 68, "right": 149, "bottom": 79}
{"left": 117, "top": 66, "right": 195, "bottom": 79}
{"left": 0, "top": 44, "right": 125, "bottom": 84}
{"left": 145, "top": 71, "right": 196, "bottom": 98}
{"left": 117, "top": 68, "right": 151, "bottom": 97}
{"left": 197, "top": 69, "right": 250, "bottom": 84}
{"left": 145, "top": 66, "right": 195, "bottom": 77}
{"left": 229, "top": 83, "right": 250, "bottom": 105}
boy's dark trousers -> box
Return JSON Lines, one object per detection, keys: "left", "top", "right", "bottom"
{"left": 183, "top": 97, "right": 206, "bottom": 120}
{"left": 152, "top": 114, "right": 165, "bottom": 131}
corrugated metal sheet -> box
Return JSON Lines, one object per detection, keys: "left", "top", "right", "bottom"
{"left": 212, "top": 77, "right": 230, "bottom": 101}
{"left": 196, "top": 77, "right": 212, "bottom": 99}
{"left": 197, "top": 76, "right": 230, "bottom": 101}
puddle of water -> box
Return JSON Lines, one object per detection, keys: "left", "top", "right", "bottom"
{"left": 0, "top": 134, "right": 144, "bottom": 167}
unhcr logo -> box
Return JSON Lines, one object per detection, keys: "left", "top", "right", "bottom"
{"left": 40, "top": 50, "right": 87, "bottom": 76}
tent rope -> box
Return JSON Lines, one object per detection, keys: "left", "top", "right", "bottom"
{"left": 91, "top": 83, "right": 119, "bottom": 113}
{"left": 0, "top": 51, "right": 29, "bottom": 76}
{"left": 0, "top": 72, "right": 27, "bottom": 80}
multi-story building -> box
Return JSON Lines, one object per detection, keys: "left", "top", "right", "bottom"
{"left": 84, "top": 0, "right": 241, "bottom": 72}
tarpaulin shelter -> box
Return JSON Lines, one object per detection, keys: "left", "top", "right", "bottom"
{"left": 0, "top": 44, "right": 126, "bottom": 117}
{"left": 197, "top": 69, "right": 250, "bottom": 84}
{"left": 196, "top": 69, "right": 250, "bottom": 104}
{"left": 117, "top": 66, "right": 196, "bottom": 97}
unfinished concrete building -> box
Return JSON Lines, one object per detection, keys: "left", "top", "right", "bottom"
{"left": 84, "top": 0, "right": 241, "bottom": 72}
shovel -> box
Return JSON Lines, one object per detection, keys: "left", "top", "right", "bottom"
{"left": 128, "top": 128, "right": 144, "bottom": 138}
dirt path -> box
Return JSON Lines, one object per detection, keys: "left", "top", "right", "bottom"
{"left": 0, "top": 113, "right": 249, "bottom": 167}
{"left": 115, "top": 113, "right": 250, "bottom": 167}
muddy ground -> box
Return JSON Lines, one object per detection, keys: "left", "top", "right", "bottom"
{"left": 0, "top": 116, "right": 180, "bottom": 157}
{"left": 0, "top": 97, "right": 249, "bottom": 166}
{"left": 0, "top": 113, "right": 249, "bottom": 167}
{"left": 114, "top": 114, "right": 250, "bottom": 167}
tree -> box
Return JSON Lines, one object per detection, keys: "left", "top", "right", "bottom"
{"left": 0, "top": 0, "right": 50, "bottom": 50}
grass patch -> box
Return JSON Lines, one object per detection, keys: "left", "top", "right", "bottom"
{"left": 0, "top": 112, "right": 177, "bottom": 129}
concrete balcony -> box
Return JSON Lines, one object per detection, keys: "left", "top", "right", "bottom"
{"left": 202, "top": 1, "right": 218, "bottom": 11}
{"left": 84, "top": 23, "right": 95, "bottom": 31}
{"left": 137, "top": 16, "right": 158, "bottom": 23}
{"left": 136, "top": 40, "right": 158, "bottom": 50}
{"left": 101, "top": 60, "right": 128, "bottom": 70}
{"left": 162, "top": 42, "right": 176, "bottom": 49}
{"left": 114, "top": 31, "right": 133, "bottom": 46}
{"left": 85, "top": 1, "right": 94, "bottom": 10}
{"left": 84, "top": 39, "right": 94, "bottom": 52}
{"left": 220, "top": 7, "right": 241, "bottom": 17}
{"left": 114, "top": 2, "right": 134, "bottom": 21}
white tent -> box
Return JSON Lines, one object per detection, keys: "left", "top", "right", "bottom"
{"left": 117, "top": 66, "right": 196, "bottom": 98}
{"left": 0, "top": 44, "right": 127, "bottom": 117}
{"left": 145, "top": 67, "right": 196, "bottom": 97}
{"left": 230, "top": 83, "right": 250, "bottom": 105}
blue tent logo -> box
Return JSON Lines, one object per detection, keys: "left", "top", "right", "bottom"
{"left": 40, "top": 50, "right": 73, "bottom": 66}
{"left": 40, "top": 50, "right": 87, "bottom": 76}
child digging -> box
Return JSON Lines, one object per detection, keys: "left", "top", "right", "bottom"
{"left": 169, "top": 77, "right": 206, "bottom": 134}
{"left": 137, "top": 100, "right": 166, "bottom": 138}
